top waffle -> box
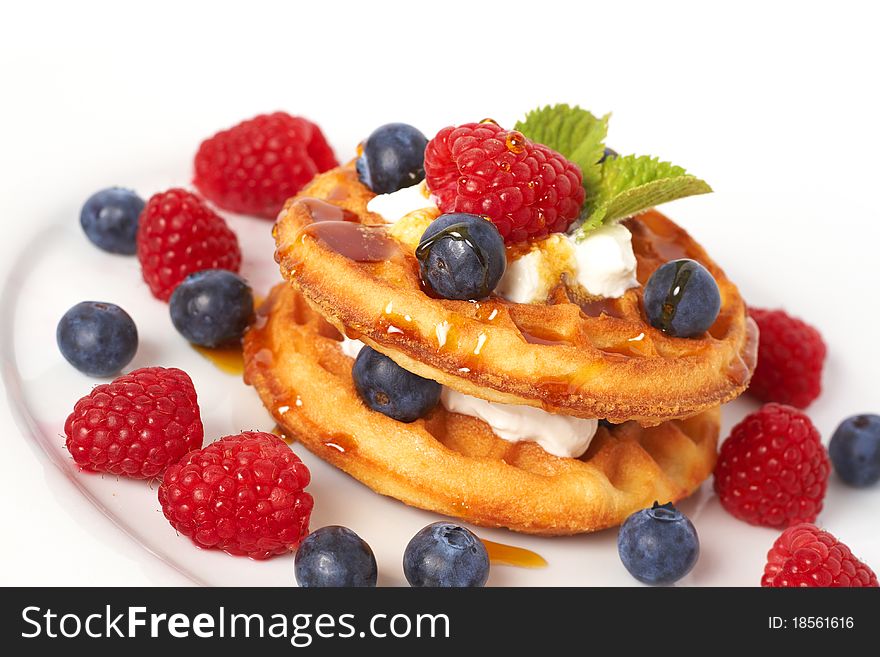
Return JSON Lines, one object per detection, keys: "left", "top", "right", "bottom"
{"left": 273, "top": 164, "right": 757, "bottom": 425}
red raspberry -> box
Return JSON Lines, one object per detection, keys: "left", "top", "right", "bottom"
{"left": 193, "top": 112, "right": 338, "bottom": 219}
{"left": 714, "top": 403, "right": 830, "bottom": 527}
{"left": 748, "top": 308, "right": 826, "bottom": 408}
{"left": 762, "top": 523, "right": 878, "bottom": 587}
{"left": 64, "top": 367, "right": 203, "bottom": 480}
{"left": 158, "top": 431, "right": 313, "bottom": 559}
{"left": 137, "top": 188, "right": 241, "bottom": 301}
{"left": 424, "top": 122, "right": 585, "bottom": 243}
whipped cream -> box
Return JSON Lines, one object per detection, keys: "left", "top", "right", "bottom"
{"left": 439, "top": 389, "right": 597, "bottom": 458}
{"left": 338, "top": 336, "right": 597, "bottom": 458}
{"left": 339, "top": 335, "right": 366, "bottom": 359}
{"left": 571, "top": 223, "right": 639, "bottom": 298}
{"left": 494, "top": 233, "right": 575, "bottom": 304}
{"left": 366, "top": 182, "right": 436, "bottom": 223}
{"left": 495, "top": 224, "right": 639, "bottom": 303}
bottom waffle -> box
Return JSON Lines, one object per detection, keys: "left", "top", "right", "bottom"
{"left": 243, "top": 283, "right": 721, "bottom": 535}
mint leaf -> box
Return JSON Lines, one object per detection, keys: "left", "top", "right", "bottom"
{"left": 514, "top": 104, "right": 608, "bottom": 197}
{"left": 574, "top": 155, "right": 712, "bottom": 240}
{"left": 516, "top": 104, "right": 713, "bottom": 240}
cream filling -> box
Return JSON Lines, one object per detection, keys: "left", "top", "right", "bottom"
{"left": 340, "top": 337, "right": 597, "bottom": 458}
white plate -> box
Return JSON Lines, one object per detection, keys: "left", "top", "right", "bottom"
{"left": 3, "top": 155, "right": 879, "bottom": 586}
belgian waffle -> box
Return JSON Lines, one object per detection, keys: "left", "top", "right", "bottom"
{"left": 243, "top": 284, "right": 721, "bottom": 534}
{"left": 271, "top": 164, "right": 757, "bottom": 425}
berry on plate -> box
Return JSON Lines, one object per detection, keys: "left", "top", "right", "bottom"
{"left": 643, "top": 259, "right": 721, "bottom": 338}
{"left": 617, "top": 501, "right": 700, "bottom": 585}
{"left": 356, "top": 122, "right": 428, "bottom": 195}
{"left": 748, "top": 308, "right": 826, "bottom": 408}
{"left": 64, "top": 367, "right": 203, "bottom": 479}
{"left": 424, "top": 121, "right": 585, "bottom": 243}
{"left": 56, "top": 301, "right": 138, "bottom": 377}
{"left": 194, "top": 112, "right": 338, "bottom": 219}
{"left": 762, "top": 523, "right": 878, "bottom": 587}
{"left": 169, "top": 269, "right": 253, "bottom": 348}
{"left": 416, "top": 212, "right": 507, "bottom": 301}
{"left": 403, "top": 522, "right": 489, "bottom": 587}
{"left": 80, "top": 187, "right": 144, "bottom": 255}
{"left": 159, "top": 431, "right": 313, "bottom": 559}
{"left": 352, "top": 346, "right": 441, "bottom": 423}
{"left": 136, "top": 188, "right": 241, "bottom": 301}
{"left": 714, "top": 403, "right": 830, "bottom": 527}
{"left": 294, "top": 526, "right": 378, "bottom": 587}
{"left": 829, "top": 414, "right": 880, "bottom": 487}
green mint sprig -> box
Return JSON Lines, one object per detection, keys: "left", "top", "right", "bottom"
{"left": 515, "top": 104, "right": 712, "bottom": 240}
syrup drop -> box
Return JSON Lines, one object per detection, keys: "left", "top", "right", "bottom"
{"left": 323, "top": 433, "right": 357, "bottom": 454}
{"left": 379, "top": 304, "right": 415, "bottom": 340}
{"left": 536, "top": 363, "right": 600, "bottom": 397}
{"left": 601, "top": 332, "right": 653, "bottom": 357}
{"left": 297, "top": 197, "right": 359, "bottom": 223}
{"left": 301, "top": 222, "right": 401, "bottom": 263}
{"left": 655, "top": 260, "right": 696, "bottom": 333}
{"left": 194, "top": 295, "right": 265, "bottom": 375}
{"left": 473, "top": 300, "right": 504, "bottom": 323}
{"left": 513, "top": 318, "right": 574, "bottom": 346}
{"left": 505, "top": 130, "right": 527, "bottom": 154}
{"left": 519, "top": 330, "right": 570, "bottom": 346}
{"left": 271, "top": 424, "right": 294, "bottom": 444}
{"left": 482, "top": 539, "right": 548, "bottom": 569}
{"left": 192, "top": 343, "right": 244, "bottom": 375}
{"left": 578, "top": 298, "right": 624, "bottom": 319}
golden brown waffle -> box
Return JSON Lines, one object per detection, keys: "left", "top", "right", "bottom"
{"left": 272, "top": 164, "right": 757, "bottom": 425}
{"left": 244, "top": 283, "right": 721, "bottom": 535}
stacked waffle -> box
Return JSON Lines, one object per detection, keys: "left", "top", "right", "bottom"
{"left": 244, "top": 150, "right": 757, "bottom": 535}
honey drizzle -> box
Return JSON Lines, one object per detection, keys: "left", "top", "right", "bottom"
{"left": 271, "top": 424, "right": 294, "bottom": 444}
{"left": 295, "top": 196, "right": 403, "bottom": 263}
{"left": 482, "top": 539, "right": 548, "bottom": 569}
{"left": 192, "top": 295, "right": 264, "bottom": 375}
{"left": 192, "top": 343, "right": 244, "bottom": 375}
{"left": 322, "top": 433, "right": 357, "bottom": 454}
{"left": 578, "top": 298, "right": 623, "bottom": 319}
{"left": 298, "top": 197, "right": 358, "bottom": 223}
{"left": 302, "top": 222, "right": 401, "bottom": 263}
{"left": 600, "top": 332, "right": 653, "bottom": 358}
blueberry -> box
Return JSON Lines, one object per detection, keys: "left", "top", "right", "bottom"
{"left": 80, "top": 188, "right": 144, "bottom": 255}
{"left": 829, "top": 414, "right": 880, "bottom": 487}
{"left": 403, "top": 521, "right": 489, "bottom": 587}
{"left": 643, "top": 259, "right": 721, "bottom": 338}
{"left": 352, "top": 346, "right": 440, "bottom": 423}
{"left": 416, "top": 213, "right": 506, "bottom": 301}
{"left": 617, "top": 501, "right": 699, "bottom": 585}
{"left": 598, "top": 147, "right": 619, "bottom": 164}
{"left": 356, "top": 123, "right": 428, "bottom": 194}
{"left": 294, "top": 526, "right": 378, "bottom": 587}
{"left": 169, "top": 270, "right": 253, "bottom": 348}
{"left": 57, "top": 301, "right": 138, "bottom": 377}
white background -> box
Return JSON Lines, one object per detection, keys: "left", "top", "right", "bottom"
{"left": 0, "top": 0, "right": 878, "bottom": 585}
